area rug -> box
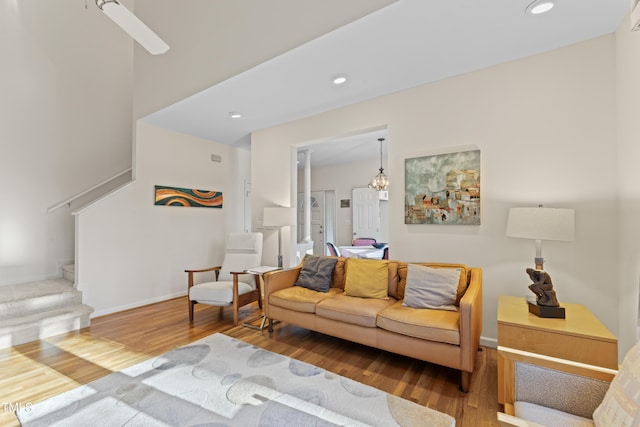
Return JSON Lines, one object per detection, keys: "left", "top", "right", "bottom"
{"left": 16, "top": 333, "right": 455, "bottom": 426}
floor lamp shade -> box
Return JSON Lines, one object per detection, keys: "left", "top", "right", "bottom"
{"left": 263, "top": 207, "right": 297, "bottom": 228}
{"left": 263, "top": 207, "right": 296, "bottom": 268}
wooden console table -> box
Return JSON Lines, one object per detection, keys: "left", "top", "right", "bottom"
{"left": 497, "top": 295, "right": 617, "bottom": 405}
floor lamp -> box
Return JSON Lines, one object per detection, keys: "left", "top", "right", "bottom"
{"left": 263, "top": 207, "right": 297, "bottom": 268}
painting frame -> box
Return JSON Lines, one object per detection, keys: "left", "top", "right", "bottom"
{"left": 154, "top": 185, "right": 223, "bottom": 208}
{"left": 404, "top": 149, "right": 480, "bottom": 225}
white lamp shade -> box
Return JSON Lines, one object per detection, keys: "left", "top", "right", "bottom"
{"left": 263, "top": 207, "right": 296, "bottom": 227}
{"left": 97, "top": 0, "right": 170, "bottom": 55}
{"left": 506, "top": 207, "right": 574, "bottom": 241}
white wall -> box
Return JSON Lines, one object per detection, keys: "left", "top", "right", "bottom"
{"left": 298, "top": 158, "right": 389, "bottom": 247}
{"left": 253, "top": 35, "right": 619, "bottom": 347}
{"left": 77, "top": 122, "right": 250, "bottom": 316}
{"left": 0, "top": 0, "right": 133, "bottom": 286}
{"left": 615, "top": 14, "right": 640, "bottom": 357}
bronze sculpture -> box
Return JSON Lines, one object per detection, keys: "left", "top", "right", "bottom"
{"left": 526, "top": 267, "right": 560, "bottom": 307}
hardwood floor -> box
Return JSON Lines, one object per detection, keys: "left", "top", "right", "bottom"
{"left": 0, "top": 297, "right": 500, "bottom": 426}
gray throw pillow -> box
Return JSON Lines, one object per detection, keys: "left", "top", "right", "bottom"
{"left": 402, "top": 264, "right": 461, "bottom": 311}
{"left": 294, "top": 255, "right": 338, "bottom": 292}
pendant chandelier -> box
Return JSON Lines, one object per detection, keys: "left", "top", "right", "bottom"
{"left": 369, "top": 138, "right": 389, "bottom": 191}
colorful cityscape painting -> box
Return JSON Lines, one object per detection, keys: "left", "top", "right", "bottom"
{"left": 154, "top": 185, "right": 223, "bottom": 208}
{"left": 405, "top": 149, "right": 480, "bottom": 225}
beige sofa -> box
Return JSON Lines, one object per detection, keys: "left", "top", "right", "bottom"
{"left": 262, "top": 256, "right": 483, "bottom": 392}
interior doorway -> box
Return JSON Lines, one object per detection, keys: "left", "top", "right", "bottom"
{"left": 293, "top": 126, "right": 389, "bottom": 251}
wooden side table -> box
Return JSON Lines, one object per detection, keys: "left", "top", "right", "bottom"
{"left": 497, "top": 295, "right": 617, "bottom": 406}
{"left": 242, "top": 266, "right": 280, "bottom": 330}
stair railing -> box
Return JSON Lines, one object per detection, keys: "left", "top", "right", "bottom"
{"left": 46, "top": 168, "right": 132, "bottom": 213}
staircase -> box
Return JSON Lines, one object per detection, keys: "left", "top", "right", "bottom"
{"left": 0, "top": 264, "right": 94, "bottom": 349}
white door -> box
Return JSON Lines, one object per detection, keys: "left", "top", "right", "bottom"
{"left": 352, "top": 188, "right": 380, "bottom": 242}
{"left": 298, "top": 191, "right": 325, "bottom": 255}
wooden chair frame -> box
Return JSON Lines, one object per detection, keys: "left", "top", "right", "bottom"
{"left": 186, "top": 266, "right": 261, "bottom": 326}
{"left": 497, "top": 346, "right": 617, "bottom": 424}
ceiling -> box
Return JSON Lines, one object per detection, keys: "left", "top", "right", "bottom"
{"left": 141, "top": 0, "right": 630, "bottom": 167}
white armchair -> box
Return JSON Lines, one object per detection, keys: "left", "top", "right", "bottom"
{"left": 186, "top": 232, "right": 263, "bottom": 325}
{"left": 498, "top": 341, "right": 640, "bottom": 427}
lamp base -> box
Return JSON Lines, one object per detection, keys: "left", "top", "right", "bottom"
{"left": 528, "top": 301, "right": 565, "bottom": 319}
{"left": 277, "top": 255, "right": 283, "bottom": 269}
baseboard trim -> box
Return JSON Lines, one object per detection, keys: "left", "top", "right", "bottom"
{"left": 480, "top": 336, "right": 497, "bottom": 349}
{"left": 91, "top": 291, "right": 187, "bottom": 318}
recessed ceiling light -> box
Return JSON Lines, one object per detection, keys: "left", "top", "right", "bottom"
{"left": 526, "top": 0, "right": 554, "bottom": 15}
{"left": 229, "top": 112, "right": 242, "bottom": 119}
{"left": 332, "top": 74, "right": 348, "bottom": 85}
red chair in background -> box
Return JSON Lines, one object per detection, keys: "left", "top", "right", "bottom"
{"left": 352, "top": 238, "right": 377, "bottom": 246}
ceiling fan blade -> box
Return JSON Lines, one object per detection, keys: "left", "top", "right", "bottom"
{"left": 96, "top": 0, "right": 169, "bottom": 55}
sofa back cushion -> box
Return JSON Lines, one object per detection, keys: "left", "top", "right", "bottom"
{"left": 388, "top": 262, "right": 399, "bottom": 298}
{"left": 329, "top": 257, "right": 347, "bottom": 290}
{"left": 397, "top": 263, "right": 469, "bottom": 305}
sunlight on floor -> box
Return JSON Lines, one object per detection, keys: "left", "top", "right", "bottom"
{"left": 45, "top": 332, "right": 151, "bottom": 372}
{"left": 0, "top": 331, "right": 155, "bottom": 427}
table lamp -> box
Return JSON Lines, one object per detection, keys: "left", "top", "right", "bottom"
{"left": 506, "top": 205, "right": 574, "bottom": 318}
{"left": 263, "top": 207, "right": 297, "bottom": 268}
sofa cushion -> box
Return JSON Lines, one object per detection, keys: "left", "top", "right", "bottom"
{"left": 403, "top": 264, "right": 460, "bottom": 311}
{"left": 377, "top": 301, "right": 461, "bottom": 345}
{"left": 593, "top": 339, "right": 640, "bottom": 426}
{"left": 294, "top": 255, "right": 338, "bottom": 292}
{"left": 398, "top": 263, "right": 468, "bottom": 304}
{"left": 387, "top": 261, "right": 400, "bottom": 299}
{"left": 269, "top": 287, "right": 343, "bottom": 313}
{"left": 330, "top": 257, "right": 347, "bottom": 290}
{"left": 316, "top": 294, "right": 396, "bottom": 328}
{"left": 344, "top": 258, "right": 389, "bottom": 299}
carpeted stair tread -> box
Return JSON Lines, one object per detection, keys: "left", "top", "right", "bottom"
{"left": 0, "top": 279, "right": 82, "bottom": 320}
{"left": 0, "top": 275, "right": 93, "bottom": 349}
{"left": 0, "top": 304, "right": 94, "bottom": 328}
{"left": 0, "top": 304, "right": 93, "bottom": 349}
{"left": 0, "top": 278, "right": 74, "bottom": 303}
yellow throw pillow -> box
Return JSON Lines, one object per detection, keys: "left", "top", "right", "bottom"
{"left": 344, "top": 258, "right": 389, "bottom": 299}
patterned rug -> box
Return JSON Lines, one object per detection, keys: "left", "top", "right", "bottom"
{"left": 16, "top": 333, "right": 455, "bottom": 426}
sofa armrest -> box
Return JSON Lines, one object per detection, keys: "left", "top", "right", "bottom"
{"left": 459, "top": 267, "right": 482, "bottom": 374}
{"left": 263, "top": 266, "right": 301, "bottom": 318}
